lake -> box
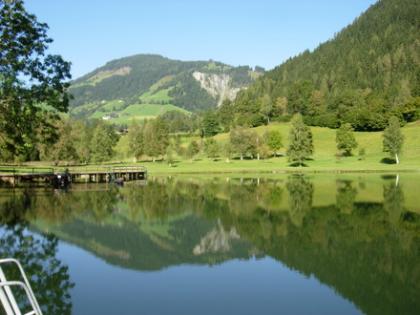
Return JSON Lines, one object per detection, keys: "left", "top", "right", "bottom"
{"left": 0, "top": 174, "right": 419, "bottom": 315}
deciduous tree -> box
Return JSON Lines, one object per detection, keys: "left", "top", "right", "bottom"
{"left": 383, "top": 116, "right": 404, "bottom": 164}
{"left": 336, "top": 123, "right": 358, "bottom": 156}
{"left": 0, "top": 0, "right": 71, "bottom": 160}
{"left": 186, "top": 140, "right": 200, "bottom": 160}
{"left": 91, "top": 122, "right": 119, "bottom": 162}
{"left": 264, "top": 130, "right": 283, "bottom": 157}
{"left": 128, "top": 121, "right": 145, "bottom": 160}
{"left": 229, "top": 127, "right": 258, "bottom": 160}
{"left": 287, "top": 114, "right": 313, "bottom": 166}
{"left": 144, "top": 118, "right": 169, "bottom": 161}
{"left": 204, "top": 138, "right": 220, "bottom": 160}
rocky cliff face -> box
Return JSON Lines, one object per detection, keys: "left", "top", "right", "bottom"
{"left": 192, "top": 71, "right": 242, "bottom": 106}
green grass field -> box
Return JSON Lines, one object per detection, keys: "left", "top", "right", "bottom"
{"left": 115, "top": 120, "right": 420, "bottom": 174}
{"left": 139, "top": 88, "right": 173, "bottom": 103}
{"left": 113, "top": 104, "right": 188, "bottom": 124}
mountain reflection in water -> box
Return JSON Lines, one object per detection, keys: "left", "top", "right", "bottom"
{"left": 0, "top": 174, "right": 419, "bottom": 315}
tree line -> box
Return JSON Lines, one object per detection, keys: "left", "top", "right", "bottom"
{"left": 37, "top": 119, "right": 120, "bottom": 164}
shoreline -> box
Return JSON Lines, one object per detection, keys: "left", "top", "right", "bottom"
{"left": 146, "top": 168, "right": 420, "bottom": 176}
{"left": 2, "top": 162, "right": 420, "bottom": 177}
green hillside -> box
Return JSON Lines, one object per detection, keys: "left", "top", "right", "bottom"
{"left": 69, "top": 54, "right": 263, "bottom": 121}
{"left": 228, "top": 0, "right": 420, "bottom": 130}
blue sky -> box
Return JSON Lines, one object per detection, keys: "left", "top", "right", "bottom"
{"left": 25, "top": 0, "right": 377, "bottom": 79}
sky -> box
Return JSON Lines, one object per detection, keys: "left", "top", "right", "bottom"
{"left": 25, "top": 0, "right": 377, "bottom": 79}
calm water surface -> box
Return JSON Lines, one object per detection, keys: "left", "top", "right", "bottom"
{"left": 0, "top": 174, "right": 419, "bottom": 315}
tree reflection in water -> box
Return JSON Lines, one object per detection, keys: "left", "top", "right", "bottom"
{"left": 0, "top": 191, "right": 74, "bottom": 315}
{"left": 0, "top": 175, "right": 419, "bottom": 315}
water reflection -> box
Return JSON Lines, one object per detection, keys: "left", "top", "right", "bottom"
{"left": 0, "top": 175, "right": 419, "bottom": 315}
{"left": 0, "top": 226, "right": 73, "bottom": 314}
{"left": 286, "top": 175, "right": 314, "bottom": 226}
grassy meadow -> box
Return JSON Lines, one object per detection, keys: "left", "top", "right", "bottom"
{"left": 113, "top": 120, "right": 420, "bottom": 175}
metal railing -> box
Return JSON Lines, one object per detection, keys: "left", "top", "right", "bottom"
{"left": 0, "top": 258, "right": 43, "bottom": 315}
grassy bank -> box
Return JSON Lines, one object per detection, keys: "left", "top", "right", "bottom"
{"left": 142, "top": 157, "right": 420, "bottom": 175}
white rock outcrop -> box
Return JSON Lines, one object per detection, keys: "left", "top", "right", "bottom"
{"left": 192, "top": 71, "right": 242, "bottom": 106}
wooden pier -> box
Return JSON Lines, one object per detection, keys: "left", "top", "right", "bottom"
{"left": 0, "top": 165, "right": 147, "bottom": 187}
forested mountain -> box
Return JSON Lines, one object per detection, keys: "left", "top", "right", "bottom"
{"left": 69, "top": 54, "right": 263, "bottom": 123}
{"left": 228, "top": 0, "right": 420, "bottom": 130}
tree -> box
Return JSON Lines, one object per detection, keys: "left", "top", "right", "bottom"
{"left": 336, "top": 123, "right": 358, "bottom": 156}
{"left": 218, "top": 99, "right": 235, "bottom": 132}
{"left": 229, "top": 127, "right": 258, "bottom": 160}
{"left": 73, "top": 120, "right": 94, "bottom": 164}
{"left": 166, "top": 141, "right": 176, "bottom": 166}
{"left": 383, "top": 116, "right": 404, "bottom": 164}
{"left": 91, "top": 122, "right": 119, "bottom": 162}
{"left": 49, "top": 120, "right": 79, "bottom": 163}
{"left": 287, "top": 114, "right": 313, "bottom": 166}
{"left": 128, "top": 121, "right": 145, "bottom": 160}
{"left": 260, "top": 94, "right": 273, "bottom": 124}
{"left": 0, "top": 0, "right": 71, "bottom": 160}
{"left": 144, "top": 118, "right": 169, "bottom": 161}
{"left": 201, "top": 110, "right": 220, "bottom": 137}
{"left": 287, "top": 81, "right": 313, "bottom": 115}
{"left": 204, "top": 138, "right": 220, "bottom": 160}
{"left": 160, "top": 111, "right": 193, "bottom": 133}
{"left": 264, "top": 130, "right": 283, "bottom": 157}
{"left": 186, "top": 140, "right": 200, "bottom": 160}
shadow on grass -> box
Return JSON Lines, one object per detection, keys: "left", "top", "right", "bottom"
{"left": 289, "top": 162, "right": 309, "bottom": 167}
{"left": 380, "top": 157, "right": 397, "bottom": 164}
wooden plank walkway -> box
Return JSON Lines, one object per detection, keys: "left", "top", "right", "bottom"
{"left": 0, "top": 165, "right": 147, "bottom": 187}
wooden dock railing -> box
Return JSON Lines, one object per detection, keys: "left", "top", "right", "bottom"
{"left": 0, "top": 165, "right": 147, "bottom": 186}
{"left": 0, "top": 165, "right": 54, "bottom": 175}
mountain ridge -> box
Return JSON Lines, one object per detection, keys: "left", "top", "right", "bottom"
{"left": 69, "top": 54, "right": 263, "bottom": 123}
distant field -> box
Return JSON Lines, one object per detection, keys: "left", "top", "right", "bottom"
{"left": 139, "top": 88, "right": 173, "bottom": 103}
{"left": 111, "top": 103, "right": 189, "bottom": 124}
{"left": 72, "top": 101, "right": 190, "bottom": 125}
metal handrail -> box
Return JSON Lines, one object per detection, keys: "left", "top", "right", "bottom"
{"left": 0, "top": 282, "right": 40, "bottom": 315}
{"left": 0, "top": 259, "right": 43, "bottom": 315}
